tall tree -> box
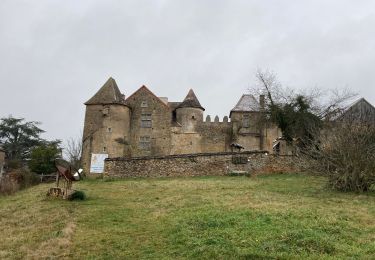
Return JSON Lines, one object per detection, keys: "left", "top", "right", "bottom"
{"left": 29, "top": 141, "right": 62, "bottom": 174}
{"left": 0, "top": 116, "right": 44, "bottom": 160}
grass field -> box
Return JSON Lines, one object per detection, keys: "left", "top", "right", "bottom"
{"left": 0, "top": 173, "right": 375, "bottom": 259}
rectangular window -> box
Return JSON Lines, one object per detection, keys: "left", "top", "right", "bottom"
{"left": 141, "top": 113, "right": 152, "bottom": 128}
{"left": 141, "top": 101, "right": 148, "bottom": 107}
{"left": 139, "top": 136, "right": 151, "bottom": 150}
{"left": 243, "top": 114, "right": 250, "bottom": 128}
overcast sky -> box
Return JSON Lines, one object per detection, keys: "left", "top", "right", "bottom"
{"left": 1, "top": 0, "right": 375, "bottom": 143}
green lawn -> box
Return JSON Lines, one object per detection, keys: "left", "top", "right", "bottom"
{"left": 1, "top": 173, "right": 375, "bottom": 259}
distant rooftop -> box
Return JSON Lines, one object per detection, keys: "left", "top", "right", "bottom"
{"left": 231, "top": 94, "right": 260, "bottom": 114}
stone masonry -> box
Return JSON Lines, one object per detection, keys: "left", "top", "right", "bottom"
{"left": 104, "top": 151, "right": 297, "bottom": 178}
{"left": 82, "top": 77, "right": 282, "bottom": 174}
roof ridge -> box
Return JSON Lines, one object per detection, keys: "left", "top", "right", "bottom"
{"left": 125, "top": 85, "right": 170, "bottom": 108}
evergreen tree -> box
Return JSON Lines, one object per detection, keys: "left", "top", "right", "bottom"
{"left": 0, "top": 116, "right": 44, "bottom": 160}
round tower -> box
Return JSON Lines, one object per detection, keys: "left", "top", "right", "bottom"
{"left": 82, "top": 77, "right": 131, "bottom": 174}
{"left": 176, "top": 89, "right": 205, "bottom": 132}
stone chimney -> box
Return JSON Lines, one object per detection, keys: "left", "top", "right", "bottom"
{"left": 259, "top": 95, "right": 265, "bottom": 110}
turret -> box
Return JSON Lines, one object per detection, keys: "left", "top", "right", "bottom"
{"left": 230, "top": 94, "right": 264, "bottom": 150}
{"left": 176, "top": 89, "right": 205, "bottom": 132}
{"left": 82, "top": 77, "right": 131, "bottom": 174}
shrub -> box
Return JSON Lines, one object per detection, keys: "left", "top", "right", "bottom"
{"left": 306, "top": 122, "right": 375, "bottom": 192}
{"left": 6, "top": 159, "right": 23, "bottom": 170}
{"left": 29, "top": 144, "right": 60, "bottom": 175}
{"left": 0, "top": 177, "right": 20, "bottom": 195}
{"left": 8, "top": 169, "right": 40, "bottom": 189}
{"left": 68, "top": 190, "right": 86, "bottom": 201}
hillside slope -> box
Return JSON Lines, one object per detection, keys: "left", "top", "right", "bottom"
{"left": 0, "top": 174, "right": 374, "bottom": 259}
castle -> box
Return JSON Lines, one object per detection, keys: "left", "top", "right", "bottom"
{"left": 82, "top": 77, "right": 281, "bottom": 173}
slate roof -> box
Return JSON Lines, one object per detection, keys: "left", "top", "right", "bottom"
{"left": 231, "top": 94, "right": 260, "bottom": 113}
{"left": 85, "top": 77, "right": 125, "bottom": 105}
{"left": 177, "top": 89, "right": 205, "bottom": 111}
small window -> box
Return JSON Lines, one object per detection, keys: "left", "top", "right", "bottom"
{"left": 141, "top": 113, "right": 152, "bottom": 128}
{"left": 103, "top": 146, "right": 107, "bottom": 152}
{"left": 243, "top": 114, "right": 250, "bottom": 128}
{"left": 139, "top": 136, "right": 151, "bottom": 150}
{"left": 141, "top": 101, "right": 148, "bottom": 108}
{"left": 102, "top": 107, "right": 109, "bottom": 116}
{"left": 107, "top": 127, "right": 112, "bottom": 132}
{"left": 192, "top": 115, "right": 195, "bottom": 120}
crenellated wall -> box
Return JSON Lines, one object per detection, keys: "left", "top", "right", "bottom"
{"left": 197, "top": 119, "right": 232, "bottom": 153}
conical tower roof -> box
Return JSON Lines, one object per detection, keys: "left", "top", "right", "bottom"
{"left": 85, "top": 77, "right": 124, "bottom": 105}
{"left": 177, "top": 89, "right": 205, "bottom": 111}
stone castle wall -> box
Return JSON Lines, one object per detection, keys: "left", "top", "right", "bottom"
{"left": 104, "top": 151, "right": 298, "bottom": 178}
{"left": 197, "top": 120, "right": 232, "bottom": 153}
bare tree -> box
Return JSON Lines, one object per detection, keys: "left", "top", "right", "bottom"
{"left": 305, "top": 120, "right": 375, "bottom": 192}
{"left": 63, "top": 134, "right": 82, "bottom": 170}
{"left": 252, "top": 68, "right": 357, "bottom": 117}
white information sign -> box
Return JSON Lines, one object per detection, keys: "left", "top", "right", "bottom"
{"left": 90, "top": 153, "right": 109, "bottom": 173}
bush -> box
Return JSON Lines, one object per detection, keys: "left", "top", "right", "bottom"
{"left": 29, "top": 144, "right": 60, "bottom": 175}
{"left": 0, "top": 177, "right": 20, "bottom": 195}
{"left": 307, "top": 122, "right": 375, "bottom": 192}
{"left": 8, "top": 169, "right": 40, "bottom": 189}
{"left": 68, "top": 190, "right": 86, "bottom": 201}
{"left": 6, "top": 159, "right": 25, "bottom": 170}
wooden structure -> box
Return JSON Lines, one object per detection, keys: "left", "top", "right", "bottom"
{"left": 47, "top": 160, "right": 80, "bottom": 199}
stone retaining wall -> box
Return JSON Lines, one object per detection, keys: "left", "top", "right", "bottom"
{"left": 104, "top": 151, "right": 298, "bottom": 178}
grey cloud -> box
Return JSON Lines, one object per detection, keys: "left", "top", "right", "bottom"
{"left": 0, "top": 0, "right": 374, "bottom": 142}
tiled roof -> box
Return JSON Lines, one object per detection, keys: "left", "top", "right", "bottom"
{"left": 85, "top": 77, "right": 124, "bottom": 105}
{"left": 177, "top": 89, "right": 205, "bottom": 110}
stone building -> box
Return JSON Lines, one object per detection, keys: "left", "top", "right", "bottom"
{"left": 82, "top": 77, "right": 281, "bottom": 173}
